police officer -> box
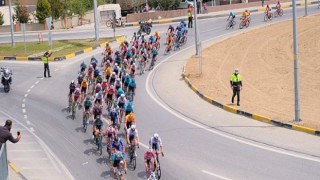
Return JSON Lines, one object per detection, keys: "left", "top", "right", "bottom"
{"left": 43, "top": 50, "right": 52, "bottom": 78}
{"left": 230, "top": 68, "right": 242, "bottom": 106}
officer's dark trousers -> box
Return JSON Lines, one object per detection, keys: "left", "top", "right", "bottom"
{"left": 188, "top": 17, "right": 193, "bottom": 28}
{"left": 44, "top": 63, "right": 50, "bottom": 77}
{"left": 232, "top": 87, "right": 240, "bottom": 104}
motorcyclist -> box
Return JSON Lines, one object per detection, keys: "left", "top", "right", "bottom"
{"left": 1, "top": 67, "right": 12, "bottom": 85}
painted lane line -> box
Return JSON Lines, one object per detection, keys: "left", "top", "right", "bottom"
{"left": 22, "top": 109, "right": 26, "bottom": 113}
{"left": 30, "top": 85, "right": 34, "bottom": 89}
{"left": 14, "top": 157, "right": 48, "bottom": 161}
{"left": 54, "top": 69, "right": 59, "bottom": 71}
{"left": 138, "top": 142, "right": 149, "bottom": 149}
{"left": 22, "top": 99, "right": 26, "bottom": 102}
{"left": 81, "top": 162, "right": 88, "bottom": 165}
{"left": 10, "top": 149, "right": 42, "bottom": 152}
{"left": 27, "top": 89, "right": 31, "bottom": 93}
{"left": 35, "top": 81, "right": 39, "bottom": 84}
{"left": 24, "top": 115, "right": 27, "bottom": 119}
{"left": 26, "top": 120, "right": 30, "bottom": 125}
{"left": 146, "top": 31, "right": 320, "bottom": 163}
{"left": 41, "top": 77, "right": 44, "bottom": 80}
{"left": 202, "top": 170, "right": 232, "bottom": 180}
{"left": 24, "top": 94, "right": 28, "bottom": 97}
{"left": 22, "top": 104, "right": 25, "bottom": 108}
{"left": 30, "top": 127, "right": 35, "bottom": 132}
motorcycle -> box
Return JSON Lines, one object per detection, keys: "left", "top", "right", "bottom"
{"left": 106, "top": 18, "right": 125, "bottom": 28}
{"left": 1, "top": 67, "right": 12, "bottom": 93}
{"left": 137, "top": 21, "right": 152, "bottom": 36}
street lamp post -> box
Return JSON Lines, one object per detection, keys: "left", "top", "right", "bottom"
{"left": 304, "top": 0, "right": 307, "bottom": 16}
{"left": 193, "top": 0, "right": 199, "bottom": 55}
{"left": 292, "top": 0, "right": 301, "bottom": 122}
{"left": 8, "top": 0, "right": 15, "bottom": 48}
{"left": 93, "top": 0, "right": 100, "bottom": 41}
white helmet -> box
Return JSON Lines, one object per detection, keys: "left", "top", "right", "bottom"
{"left": 153, "top": 133, "right": 159, "bottom": 139}
{"left": 131, "top": 125, "right": 136, "bottom": 130}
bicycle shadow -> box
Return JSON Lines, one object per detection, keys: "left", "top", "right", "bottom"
{"left": 66, "top": 115, "right": 75, "bottom": 120}
{"left": 84, "top": 148, "right": 97, "bottom": 156}
{"left": 75, "top": 126, "right": 83, "bottom": 133}
{"left": 137, "top": 171, "right": 146, "bottom": 179}
{"left": 83, "top": 138, "right": 92, "bottom": 145}
{"left": 96, "top": 157, "right": 108, "bottom": 165}
{"left": 100, "top": 170, "right": 113, "bottom": 179}
{"left": 61, "top": 107, "right": 69, "bottom": 113}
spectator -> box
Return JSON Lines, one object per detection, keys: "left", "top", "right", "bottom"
{"left": 42, "top": 50, "right": 52, "bottom": 78}
{"left": 262, "top": 0, "right": 265, "bottom": 7}
{"left": 0, "top": 120, "right": 21, "bottom": 148}
{"left": 187, "top": 5, "right": 193, "bottom": 28}
{"left": 197, "top": 0, "right": 201, "bottom": 14}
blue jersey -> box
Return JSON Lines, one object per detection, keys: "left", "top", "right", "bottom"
{"left": 177, "top": 31, "right": 182, "bottom": 38}
{"left": 109, "top": 111, "right": 118, "bottom": 121}
{"left": 116, "top": 88, "right": 125, "bottom": 96}
{"left": 129, "top": 79, "right": 136, "bottom": 88}
{"left": 125, "top": 101, "right": 134, "bottom": 112}
{"left": 230, "top": 12, "right": 235, "bottom": 17}
{"left": 111, "top": 150, "right": 124, "bottom": 161}
{"left": 124, "top": 75, "right": 131, "bottom": 85}
{"left": 112, "top": 139, "right": 124, "bottom": 153}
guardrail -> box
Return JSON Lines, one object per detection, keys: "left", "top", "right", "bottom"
{"left": 0, "top": 144, "right": 8, "bottom": 180}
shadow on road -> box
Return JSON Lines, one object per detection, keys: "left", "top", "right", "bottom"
{"left": 75, "top": 126, "right": 83, "bottom": 133}
{"left": 84, "top": 148, "right": 97, "bottom": 156}
{"left": 100, "top": 170, "right": 113, "bottom": 179}
{"left": 83, "top": 138, "right": 92, "bottom": 145}
{"left": 61, "top": 107, "right": 70, "bottom": 113}
{"left": 137, "top": 171, "right": 146, "bottom": 179}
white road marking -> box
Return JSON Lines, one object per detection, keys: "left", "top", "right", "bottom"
{"left": 24, "top": 94, "right": 28, "bottom": 97}
{"left": 54, "top": 69, "right": 59, "bottom": 71}
{"left": 81, "top": 162, "right": 88, "bottom": 165}
{"left": 27, "top": 89, "right": 31, "bottom": 92}
{"left": 18, "top": 141, "right": 37, "bottom": 145}
{"left": 30, "top": 85, "right": 34, "bottom": 89}
{"left": 30, "top": 127, "right": 35, "bottom": 132}
{"left": 41, "top": 77, "right": 44, "bottom": 80}
{"left": 202, "top": 170, "right": 232, "bottom": 180}
{"left": 14, "top": 157, "right": 48, "bottom": 161}
{"left": 24, "top": 115, "right": 27, "bottom": 119}
{"left": 26, "top": 120, "right": 30, "bottom": 125}
{"left": 11, "top": 149, "right": 42, "bottom": 152}
{"left": 23, "top": 98, "right": 26, "bottom": 102}
{"left": 146, "top": 32, "right": 320, "bottom": 163}
{"left": 22, "top": 109, "right": 26, "bottom": 113}
{"left": 22, "top": 104, "right": 25, "bottom": 108}
{"left": 138, "top": 142, "right": 149, "bottom": 149}
{"left": 35, "top": 81, "right": 39, "bottom": 84}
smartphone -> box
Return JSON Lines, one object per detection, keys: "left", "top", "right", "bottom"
{"left": 17, "top": 131, "right": 20, "bottom": 136}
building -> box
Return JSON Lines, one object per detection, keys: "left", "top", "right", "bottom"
{"left": 2, "top": 0, "right": 37, "bottom": 6}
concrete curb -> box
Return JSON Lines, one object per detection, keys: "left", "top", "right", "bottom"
{"left": 182, "top": 67, "right": 320, "bottom": 136}
{"left": 0, "top": 36, "right": 125, "bottom": 62}
{"left": 125, "top": 1, "right": 319, "bottom": 27}
{"left": 8, "top": 161, "right": 27, "bottom": 180}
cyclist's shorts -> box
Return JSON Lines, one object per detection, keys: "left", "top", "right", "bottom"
{"left": 129, "top": 135, "right": 135, "bottom": 143}
{"left": 95, "top": 125, "right": 102, "bottom": 131}
{"left": 125, "top": 110, "right": 132, "bottom": 116}
{"left": 118, "top": 102, "right": 125, "bottom": 108}
{"left": 95, "top": 99, "right": 102, "bottom": 104}
{"left": 81, "top": 87, "right": 87, "bottom": 93}
{"left": 152, "top": 143, "right": 159, "bottom": 151}
{"left": 74, "top": 96, "right": 80, "bottom": 102}
{"left": 84, "top": 106, "right": 90, "bottom": 111}
{"left": 126, "top": 121, "right": 132, "bottom": 129}
{"left": 107, "top": 94, "right": 113, "bottom": 100}
{"left": 152, "top": 54, "right": 157, "bottom": 59}
{"left": 128, "top": 87, "right": 135, "bottom": 94}
{"left": 113, "top": 160, "right": 121, "bottom": 168}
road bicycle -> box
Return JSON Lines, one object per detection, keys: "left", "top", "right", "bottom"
{"left": 239, "top": 17, "right": 250, "bottom": 29}
{"left": 82, "top": 110, "right": 90, "bottom": 133}
{"left": 264, "top": 12, "right": 273, "bottom": 22}
{"left": 113, "top": 164, "right": 125, "bottom": 180}
{"left": 164, "top": 45, "right": 172, "bottom": 55}
{"left": 226, "top": 19, "right": 236, "bottom": 30}
{"left": 139, "top": 60, "right": 145, "bottom": 75}
{"left": 128, "top": 144, "right": 137, "bottom": 170}
{"left": 154, "top": 152, "right": 162, "bottom": 179}
{"left": 68, "top": 95, "right": 73, "bottom": 113}
{"left": 147, "top": 171, "right": 157, "bottom": 180}
{"left": 149, "top": 56, "right": 157, "bottom": 71}
{"left": 71, "top": 101, "right": 77, "bottom": 120}
{"left": 94, "top": 130, "right": 103, "bottom": 156}
{"left": 274, "top": 8, "right": 284, "bottom": 17}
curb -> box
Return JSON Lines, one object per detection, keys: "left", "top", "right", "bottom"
{"left": 0, "top": 36, "right": 126, "bottom": 62}
{"left": 125, "top": 1, "right": 319, "bottom": 27}
{"left": 182, "top": 67, "right": 320, "bottom": 136}
{"left": 8, "top": 161, "right": 28, "bottom": 180}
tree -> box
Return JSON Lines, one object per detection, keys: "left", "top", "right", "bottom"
{"left": 72, "top": 0, "right": 86, "bottom": 25}
{"left": 14, "top": 1, "right": 29, "bottom": 23}
{"left": 49, "top": 0, "right": 63, "bottom": 20}
{"left": 149, "top": 0, "right": 180, "bottom": 10}
{"left": 0, "top": 11, "right": 4, "bottom": 25}
{"left": 36, "top": 0, "right": 52, "bottom": 23}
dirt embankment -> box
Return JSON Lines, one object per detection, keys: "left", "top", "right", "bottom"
{"left": 185, "top": 14, "right": 320, "bottom": 130}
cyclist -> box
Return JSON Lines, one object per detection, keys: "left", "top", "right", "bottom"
{"left": 92, "top": 101, "right": 103, "bottom": 121}
{"left": 92, "top": 115, "right": 104, "bottom": 141}
{"left": 109, "top": 107, "right": 119, "bottom": 128}
{"left": 87, "top": 65, "right": 94, "bottom": 84}
{"left": 91, "top": 56, "right": 98, "bottom": 70}
{"left": 123, "top": 73, "right": 131, "bottom": 92}
{"left": 276, "top": 1, "right": 282, "bottom": 13}
{"left": 228, "top": 11, "right": 236, "bottom": 21}
{"left": 94, "top": 90, "right": 104, "bottom": 105}
{"left": 73, "top": 86, "right": 81, "bottom": 107}
{"left": 101, "top": 79, "right": 108, "bottom": 93}
{"left": 114, "top": 78, "right": 122, "bottom": 91}
{"left": 112, "top": 136, "right": 125, "bottom": 153}
{"left": 69, "top": 80, "right": 76, "bottom": 96}
{"left": 265, "top": 4, "right": 272, "bottom": 19}
{"left": 116, "top": 87, "right": 125, "bottom": 99}
{"left": 93, "top": 82, "right": 102, "bottom": 96}
{"left": 154, "top": 31, "right": 161, "bottom": 42}
{"left": 140, "top": 35, "right": 146, "bottom": 44}
{"left": 125, "top": 98, "right": 134, "bottom": 116}
{"left": 166, "top": 33, "right": 174, "bottom": 51}
{"left": 109, "top": 72, "right": 117, "bottom": 85}
{"left": 131, "top": 32, "right": 138, "bottom": 43}
{"left": 242, "top": 9, "right": 249, "bottom": 26}
{"left": 126, "top": 125, "right": 139, "bottom": 155}
{"left": 105, "top": 43, "right": 113, "bottom": 56}
{"left": 83, "top": 96, "right": 92, "bottom": 125}
{"left": 144, "top": 148, "right": 157, "bottom": 178}
{"left": 149, "top": 35, "right": 155, "bottom": 45}
{"left": 80, "top": 78, "right": 89, "bottom": 103}
{"left": 111, "top": 149, "right": 126, "bottom": 178}
{"left": 77, "top": 72, "right": 85, "bottom": 86}
{"left": 128, "top": 78, "right": 136, "bottom": 101}
{"left": 151, "top": 46, "right": 158, "bottom": 63}
{"left": 124, "top": 112, "right": 135, "bottom": 131}
{"left": 80, "top": 61, "right": 87, "bottom": 73}
{"left": 149, "top": 133, "right": 164, "bottom": 157}
{"left": 180, "top": 19, "right": 187, "bottom": 28}
{"left": 106, "top": 125, "right": 117, "bottom": 143}
{"left": 167, "top": 25, "right": 175, "bottom": 34}
{"left": 106, "top": 85, "right": 115, "bottom": 109}
{"left": 117, "top": 94, "right": 127, "bottom": 113}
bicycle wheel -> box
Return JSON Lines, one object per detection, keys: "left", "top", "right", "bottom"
{"left": 156, "top": 43, "right": 160, "bottom": 51}
{"left": 106, "top": 20, "right": 112, "bottom": 27}
{"left": 264, "top": 14, "right": 268, "bottom": 22}
{"left": 279, "top": 9, "right": 283, "bottom": 16}
{"left": 226, "top": 22, "right": 231, "bottom": 30}
{"left": 274, "top": 11, "right": 278, "bottom": 18}
{"left": 98, "top": 136, "right": 102, "bottom": 155}
{"left": 132, "top": 156, "right": 136, "bottom": 170}
{"left": 156, "top": 167, "right": 161, "bottom": 179}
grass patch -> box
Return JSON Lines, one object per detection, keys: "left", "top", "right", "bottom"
{"left": 0, "top": 38, "right": 114, "bottom": 57}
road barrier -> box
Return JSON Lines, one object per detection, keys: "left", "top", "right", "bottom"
{"left": 0, "top": 143, "right": 9, "bottom": 180}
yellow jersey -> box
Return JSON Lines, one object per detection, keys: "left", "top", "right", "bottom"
{"left": 125, "top": 113, "right": 135, "bottom": 122}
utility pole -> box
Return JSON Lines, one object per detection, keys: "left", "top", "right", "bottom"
{"left": 193, "top": 0, "right": 199, "bottom": 55}
{"left": 304, "top": 0, "right": 307, "bottom": 16}
{"left": 93, "top": 0, "right": 100, "bottom": 41}
{"left": 8, "top": 0, "right": 15, "bottom": 48}
{"left": 292, "top": 0, "right": 300, "bottom": 122}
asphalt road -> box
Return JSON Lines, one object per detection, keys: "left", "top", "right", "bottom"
{"left": 1, "top": 5, "right": 320, "bottom": 180}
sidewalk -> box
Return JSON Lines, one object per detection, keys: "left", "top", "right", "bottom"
{"left": 125, "top": 0, "right": 318, "bottom": 26}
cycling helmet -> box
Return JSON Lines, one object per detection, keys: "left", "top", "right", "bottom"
{"left": 89, "top": 64, "right": 93, "bottom": 68}
{"left": 86, "top": 96, "right": 90, "bottom": 100}
{"left": 235, "top": 68, "right": 239, "bottom": 73}
{"left": 71, "top": 80, "right": 74, "bottom": 84}
{"left": 117, "top": 78, "right": 121, "bottom": 81}
{"left": 115, "top": 63, "right": 118, "bottom": 66}
{"left": 147, "top": 148, "right": 152, "bottom": 153}
{"left": 153, "top": 133, "right": 159, "bottom": 139}
{"left": 114, "top": 136, "right": 119, "bottom": 141}
{"left": 132, "top": 63, "right": 136, "bottom": 66}
{"left": 121, "top": 94, "right": 125, "bottom": 97}
{"left": 131, "top": 125, "right": 136, "bottom": 130}
{"left": 82, "top": 78, "right": 87, "bottom": 83}
{"left": 113, "top": 101, "right": 118, "bottom": 106}
{"left": 169, "top": 25, "right": 173, "bottom": 28}
{"left": 112, "top": 72, "right": 116, "bottom": 75}
{"left": 110, "top": 85, "right": 114, "bottom": 89}
{"left": 106, "top": 43, "right": 109, "bottom": 46}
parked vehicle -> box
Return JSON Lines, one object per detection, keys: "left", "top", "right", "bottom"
{"left": 117, "top": 0, "right": 146, "bottom": 15}
{"left": 106, "top": 18, "right": 125, "bottom": 28}
{"left": 1, "top": 67, "right": 12, "bottom": 93}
